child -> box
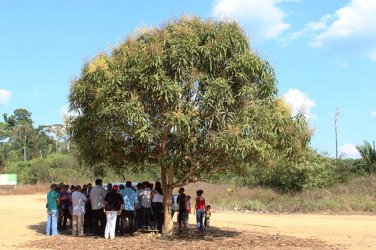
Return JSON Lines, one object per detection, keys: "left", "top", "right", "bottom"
{"left": 204, "top": 205, "right": 211, "bottom": 230}
{"left": 185, "top": 195, "right": 191, "bottom": 226}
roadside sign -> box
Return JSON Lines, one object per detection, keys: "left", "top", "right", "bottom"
{"left": 0, "top": 174, "right": 17, "bottom": 186}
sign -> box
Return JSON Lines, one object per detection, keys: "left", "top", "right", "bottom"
{"left": 0, "top": 174, "right": 17, "bottom": 185}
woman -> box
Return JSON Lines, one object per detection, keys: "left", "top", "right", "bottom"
{"left": 151, "top": 181, "right": 163, "bottom": 232}
{"left": 194, "top": 189, "right": 205, "bottom": 232}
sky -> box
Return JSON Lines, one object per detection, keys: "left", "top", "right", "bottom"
{"left": 1, "top": 0, "right": 376, "bottom": 158}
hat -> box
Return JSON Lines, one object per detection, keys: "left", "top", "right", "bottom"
{"left": 112, "top": 185, "right": 119, "bottom": 192}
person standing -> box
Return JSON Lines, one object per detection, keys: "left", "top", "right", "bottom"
{"left": 104, "top": 185, "right": 124, "bottom": 239}
{"left": 90, "top": 179, "right": 106, "bottom": 235}
{"left": 138, "top": 182, "right": 152, "bottom": 229}
{"left": 46, "top": 183, "right": 60, "bottom": 236}
{"left": 151, "top": 181, "right": 163, "bottom": 232}
{"left": 118, "top": 181, "right": 138, "bottom": 235}
{"left": 71, "top": 185, "right": 87, "bottom": 236}
{"left": 58, "top": 185, "right": 71, "bottom": 230}
{"left": 83, "top": 183, "right": 93, "bottom": 234}
{"left": 185, "top": 195, "right": 191, "bottom": 226}
{"left": 204, "top": 205, "right": 211, "bottom": 230}
{"left": 135, "top": 183, "right": 143, "bottom": 229}
{"left": 177, "top": 187, "right": 186, "bottom": 230}
{"left": 194, "top": 189, "right": 205, "bottom": 232}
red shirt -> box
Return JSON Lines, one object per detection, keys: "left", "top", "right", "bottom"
{"left": 195, "top": 197, "right": 205, "bottom": 210}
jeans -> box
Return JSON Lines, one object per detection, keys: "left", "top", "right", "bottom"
{"left": 46, "top": 210, "right": 58, "bottom": 236}
{"left": 196, "top": 210, "right": 204, "bottom": 231}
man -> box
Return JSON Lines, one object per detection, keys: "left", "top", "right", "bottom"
{"left": 138, "top": 182, "right": 152, "bottom": 230}
{"left": 71, "top": 185, "right": 87, "bottom": 236}
{"left": 59, "top": 184, "right": 71, "bottom": 230}
{"left": 46, "top": 183, "right": 60, "bottom": 236}
{"left": 104, "top": 185, "right": 124, "bottom": 239}
{"left": 83, "top": 183, "right": 93, "bottom": 234}
{"left": 135, "top": 183, "right": 143, "bottom": 229}
{"left": 119, "top": 181, "right": 138, "bottom": 235}
{"left": 90, "top": 179, "right": 106, "bottom": 235}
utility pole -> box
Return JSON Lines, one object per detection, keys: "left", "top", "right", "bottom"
{"left": 335, "top": 108, "right": 339, "bottom": 159}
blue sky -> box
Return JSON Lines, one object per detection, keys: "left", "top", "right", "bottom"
{"left": 1, "top": 0, "right": 375, "bottom": 158}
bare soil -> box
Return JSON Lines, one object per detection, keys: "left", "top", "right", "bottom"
{"left": 0, "top": 194, "right": 375, "bottom": 249}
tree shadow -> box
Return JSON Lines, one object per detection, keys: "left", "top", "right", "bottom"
{"left": 28, "top": 221, "right": 74, "bottom": 236}
{"left": 163, "top": 224, "right": 242, "bottom": 242}
{"left": 28, "top": 221, "right": 46, "bottom": 234}
{"left": 29, "top": 220, "right": 242, "bottom": 241}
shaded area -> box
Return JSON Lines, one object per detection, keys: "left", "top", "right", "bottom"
{"left": 23, "top": 223, "right": 337, "bottom": 250}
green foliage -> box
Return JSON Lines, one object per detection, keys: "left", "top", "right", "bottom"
{"left": 234, "top": 149, "right": 365, "bottom": 192}
{"left": 69, "top": 16, "right": 311, "bottom": 190}
{"left": 356, "top": 140, "right": 376, "bottom": 175}
{"left": 1, "top": 109, "right": 68, "bottom": 164}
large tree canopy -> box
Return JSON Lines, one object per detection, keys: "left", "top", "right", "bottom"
{"left": 69, "top": 16, "right": 311, "bottom": 233}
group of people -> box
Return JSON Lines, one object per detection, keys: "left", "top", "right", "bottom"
{"left": 46, "top": 179, "right": 212, "bottom": 239}
{"left": 176, "top": 188, "right": 211, "bottom": 231}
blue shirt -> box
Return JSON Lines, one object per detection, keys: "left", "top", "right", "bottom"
{"left": 119, "top": 187, "right": 138, "bottom": 211}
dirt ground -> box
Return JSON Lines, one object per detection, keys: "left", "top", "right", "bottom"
{"left": 0, "top": 194, "right": 375, "bottom": 249}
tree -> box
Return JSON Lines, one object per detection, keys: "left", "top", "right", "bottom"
{"left": 2, "top": 109, "right": 57, "bottom": 162}
{"left": 69, "top": 16, "right": 311, "bottom": 234}
{"left": 356, "top": 141, "right": 376, "bottom": 175}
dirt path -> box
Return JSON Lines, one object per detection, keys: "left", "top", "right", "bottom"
{"left": 0, "top": 194, "right": 375, "bottom": 249}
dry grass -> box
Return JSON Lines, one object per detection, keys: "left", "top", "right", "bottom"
{"left": 4, "top": 177, "right": 376, "bottom": 214}
{"left": 0, "top": 183, "right": 49, "bottom": 195}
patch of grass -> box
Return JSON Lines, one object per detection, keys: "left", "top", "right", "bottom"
{"left": 180, "top": 176, "right": 376, "bottom": 214}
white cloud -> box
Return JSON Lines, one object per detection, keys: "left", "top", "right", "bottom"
{"left": 211, "top": 0, "right": 290, "bottom": 40}
{"left": 286, "top": 14, "right": 333, "bottom": 44}
{"left": 339, "top": 143, "right": 361, "bottom": 159}
{"left": 0, "top": 88, "right": 12, "bottom": 105}
{"left": 371, "top": 111, "right": 376, "bottom": 117}
{"left": 309, "top": 0, "right": 376, "bottom": 61}
{"left": 60, "top": 104, "right": 78, "bottom": 121}
{"left": 282, "top": 88, "right": 316, "bottom": 120}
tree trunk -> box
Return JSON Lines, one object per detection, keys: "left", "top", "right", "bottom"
{"left": 23, "top": 135, "right": 27, "bottom": 161}
{"left": 161, "top": 165, "right": 174, "bottom": 235}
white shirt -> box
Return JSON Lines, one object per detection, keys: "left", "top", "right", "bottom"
{"left": 90, "top": 185, "right": 106, "bottom": 210}
{"left": 152, "top": 192, "right": 163, "bottom": 203}
{"left": 71, "top": 191, "right": 87, "bottom": 215}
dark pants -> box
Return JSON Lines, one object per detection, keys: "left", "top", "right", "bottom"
{"left": 204, "top": 217, "right": 210, "bottom": 229}
{"left": 135, "top": 208, "right": 142, "bottom": 229}
{"left": 84, "top": 208, "right": 93, "bottom": 233}
{"left": 152, "top": 202, "right": 163, "bottom": 231}
{"left": 178, "top": 209, "right": 186, "bottom": 229}
{"left": 92, "top": 208, "right": 106, "bottom": 234}
{"left": 121, "top": 210, "right": 136, "bottom": 235}
{"left": 141, "top": 206, "right": 151, "bottom": 229}
{"left": 59, "top": 208, "right": 71, "bottom": 229}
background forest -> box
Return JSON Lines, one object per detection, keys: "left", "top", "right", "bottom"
{"left": 0, "top": 108, "right": 371, "bottom": 192}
